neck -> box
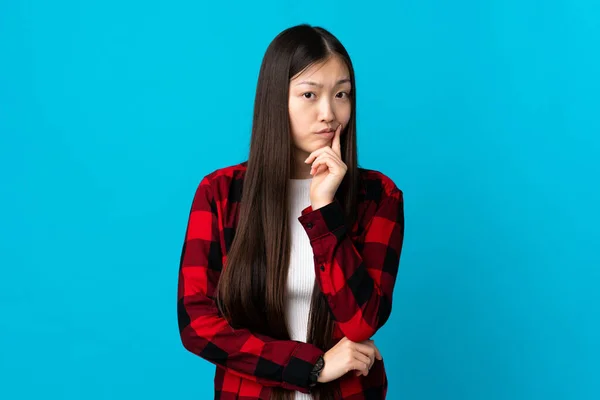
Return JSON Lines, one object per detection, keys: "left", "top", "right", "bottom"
{"left": 291, "top": 153, "right": 312, "bottom": 179}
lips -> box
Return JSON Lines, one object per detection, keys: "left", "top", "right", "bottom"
{"left": 316, "top": 130, "right": 335, "bottom": 138}
{"left": 317, "top": 127, "right": 335, "bottom": 133}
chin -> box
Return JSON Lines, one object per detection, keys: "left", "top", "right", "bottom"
{"left": 295, "top": 140, "right": 321, "bottom": 155}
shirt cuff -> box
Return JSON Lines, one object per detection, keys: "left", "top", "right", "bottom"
{"left": 298, "top": 198, "right": 346, "bottom": 240}
{"left": 282, "top": 343, "right": 325, "bottom": 392}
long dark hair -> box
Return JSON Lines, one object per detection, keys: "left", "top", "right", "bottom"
{"left": 216, "top": 24, "right": 361, "bottom": 400}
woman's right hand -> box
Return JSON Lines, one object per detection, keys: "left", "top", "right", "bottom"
{"left": 317, "top": 337, "right": 383, "bottom": 383}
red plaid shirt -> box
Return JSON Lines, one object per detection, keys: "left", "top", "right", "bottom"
{"left": 177, "top": 161, "right": 404, "bottom": 399}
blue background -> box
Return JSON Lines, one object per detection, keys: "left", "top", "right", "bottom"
{"left": 1, "top": 0, "right": 598, "bottom": 399}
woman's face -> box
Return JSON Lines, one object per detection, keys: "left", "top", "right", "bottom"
{"left": 288, "top": 56, "right": 352, "bottom": 163}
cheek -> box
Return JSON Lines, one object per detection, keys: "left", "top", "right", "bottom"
{"left": 289, "top": 103, "right": 314, "bottom": 132}
{"left": 288, "top": 117, "right": 306, "bottom": 146}
{"left": 338, "top": 103, "right": 352, "bottom": 123}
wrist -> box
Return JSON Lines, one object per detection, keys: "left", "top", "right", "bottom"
{"left": 310, "top": 198, "right": 334, "bottom": 210}
{"left": 308, "top": 355, "right": 325, "bottom": 387}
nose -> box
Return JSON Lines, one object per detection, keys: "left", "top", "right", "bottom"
{"left": 318, "top": 98, "right": 335, "bottom": 123}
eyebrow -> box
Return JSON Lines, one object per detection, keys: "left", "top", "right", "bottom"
{"left": 295, "top": 78, "right": 351, "bottom": 87}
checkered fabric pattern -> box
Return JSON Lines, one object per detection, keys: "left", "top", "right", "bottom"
{"left": 177, "top": 161, "right": 404, "bottom": 399}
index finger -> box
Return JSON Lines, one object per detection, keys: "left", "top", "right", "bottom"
{"left": 331, "top": 123, "right": 342, "bottom": 158}
{"left": 362, "top": 339, "right": 383, "bottom": 360}
{"left": 373, "top": 346, "right": 382, "bottom": 360}
{"left": 353, "top": 341, "right": 376, "bottom": 359}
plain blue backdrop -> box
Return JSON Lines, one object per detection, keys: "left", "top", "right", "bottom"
{"left": 1, "top": 0, "right": 598, "bottom": 399}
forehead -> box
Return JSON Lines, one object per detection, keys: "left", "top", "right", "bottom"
{"left": 290, "top": 56, "right": 350, "bottom": 83}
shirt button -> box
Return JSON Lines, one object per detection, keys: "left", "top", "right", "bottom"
{"left": 320, "top": 265, "right": 325, "bottom": 271}
{"left": 306, "top": 222, "right": 313, "bottom": 229}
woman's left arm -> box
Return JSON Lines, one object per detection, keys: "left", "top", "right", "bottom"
{"left": 297, "top": 186, "right": 404, "bottom": 343}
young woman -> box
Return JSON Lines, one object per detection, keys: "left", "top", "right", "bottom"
{"left": 177, "top": 24, "right": 405, "bottom": 400}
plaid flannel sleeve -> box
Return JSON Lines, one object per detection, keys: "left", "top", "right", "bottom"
{"left": 177, "top": 176, "right": 324, "bottom": 393}
{"left": 297, "top": 185, "right": 405, "bottom": 342}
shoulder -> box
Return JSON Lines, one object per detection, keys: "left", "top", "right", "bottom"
{"left": 197, "top": 160, "right": 248, "bottom": 201}
{"left": 202, "top": 160, "right": 247, "bottom": 182}
{"left": 357, "top": 166, "right": 403, "bottom": 203}
{"left": 198, "top": 162, "right": 402, "bottom": 203}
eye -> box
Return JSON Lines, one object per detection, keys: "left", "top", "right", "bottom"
{"left": 336, "top": 91, "right": 350, "bottom": 99}
{"left": 302, "top": 92, "right": 316, "bottom": 99}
